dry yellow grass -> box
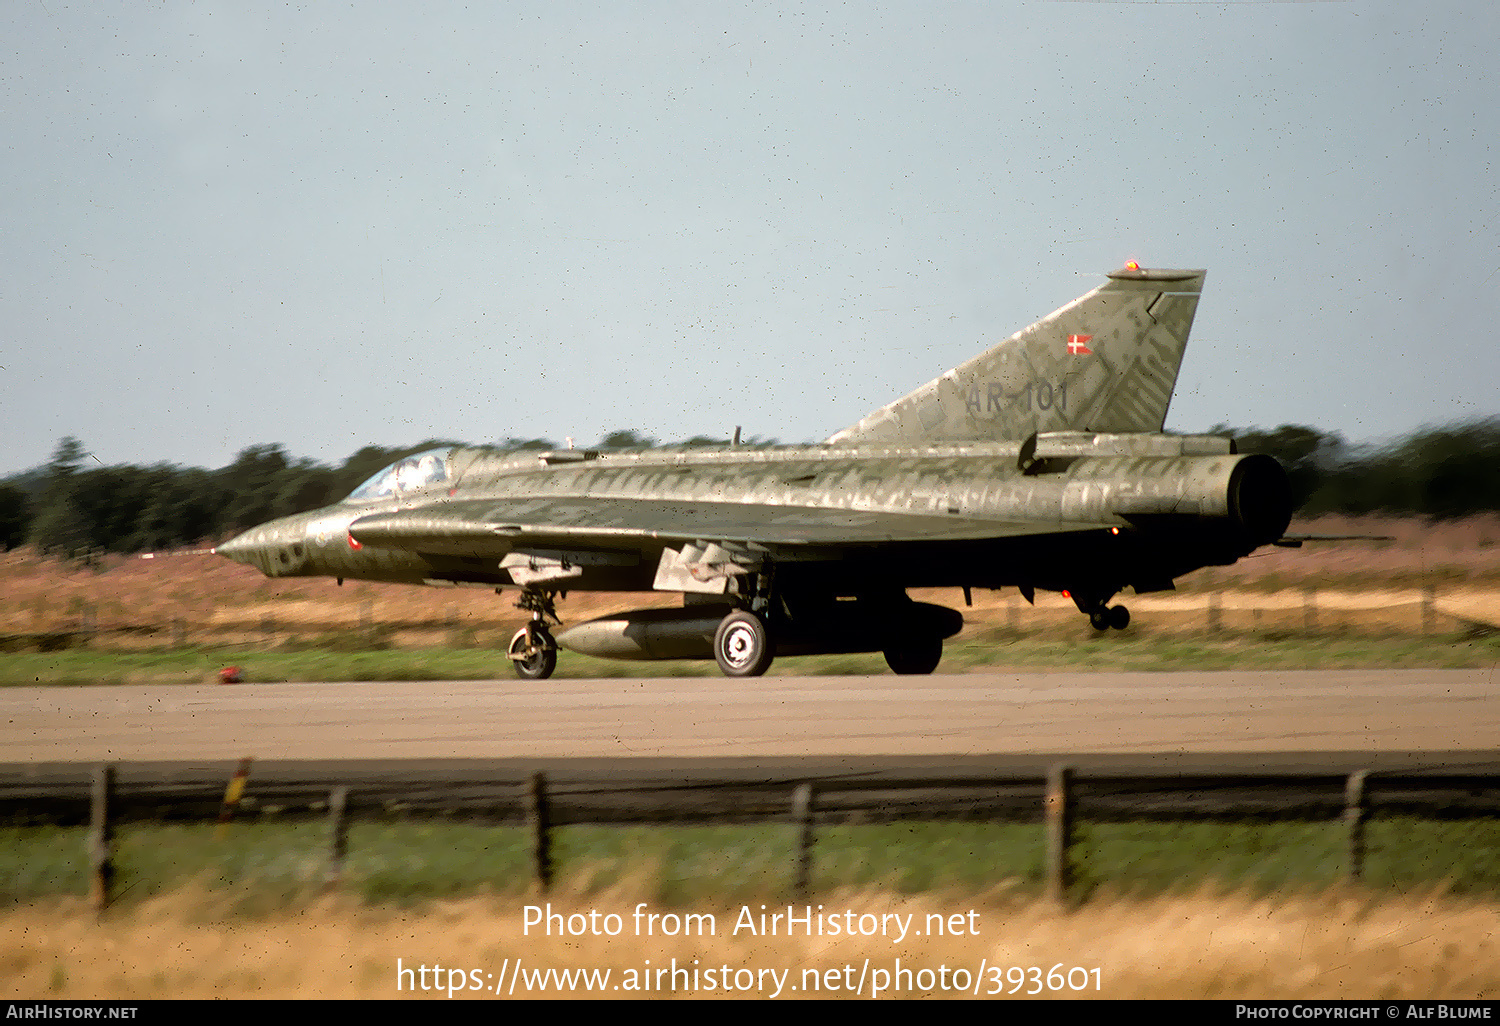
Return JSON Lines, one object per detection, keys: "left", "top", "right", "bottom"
{"left": 1195, "top": 514, "right": 1500, "bottom": 590}
{"left": 3, "top": 882, "right": 1497, "bottom": 999}
{"left": 5, "top": 514, "right": 1500, "bottom": 641}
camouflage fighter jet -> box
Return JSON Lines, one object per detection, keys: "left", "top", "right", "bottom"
{"left": 215, "top": 265, "right": 1295, "bottom": 679}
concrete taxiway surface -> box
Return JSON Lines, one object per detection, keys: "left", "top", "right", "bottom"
{"left": 1, "top": 669, "right": 1496, "bottom": 762}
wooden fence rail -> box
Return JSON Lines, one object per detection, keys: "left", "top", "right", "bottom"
{"left": 71, "top": 762, "right": 1499, "bottom": 911}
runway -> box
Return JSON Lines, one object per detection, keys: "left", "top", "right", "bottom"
{"left": 2, "top": 669, "right": 1496, "bottom": 763}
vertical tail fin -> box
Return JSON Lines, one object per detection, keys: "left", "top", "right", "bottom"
{"left": 827, "top": 266, "right": 1206, "bottom": 445}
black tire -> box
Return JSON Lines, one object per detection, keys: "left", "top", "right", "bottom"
{"left": 1108, "top": 604, "right": 1131, "bottom": 630}
{"left": 511, "top": 625, "right": 557, "bottom": 680}
{"left": 884, "top": 636, "right": 942, "bottom": 675}
{"left": 714, "top": 610, "right": 775, "bottom": 678}
{"left": 1089, "top": 609, "right": 1110, "bottom": 631}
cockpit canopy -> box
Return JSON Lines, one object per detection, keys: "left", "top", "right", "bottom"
{"left": 345, "top": 448, "right": 453, "bottom": 501}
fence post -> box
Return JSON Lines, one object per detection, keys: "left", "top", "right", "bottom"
{"left": 1207, "top": 591, "right": 1221, "bottom": 634}
{"left": 216, "top": 757, "right": 253, "bottom": 839}
{"left": 527, "top": 772, "right": 553, "bottom": 891}
{"left": 792, "top": 784, "right": 815, "bottom": 899}
{"left": 1344, "top": 770, "right": 1368, "bottom": 883}
{"left": 326, "top": 786, "right": 349, "bottom": 886}
{"left": 89, "top": 764, "right": 116, "bottom": 914}
{"left": 1422, "top": 586, "right": 1435, "bottom": 635}
{"left": 1045, "top": 764, "right": 1074, "bottom": 905}
{"left": 1303, "top": 587, "right": 1317, "bottom": 632}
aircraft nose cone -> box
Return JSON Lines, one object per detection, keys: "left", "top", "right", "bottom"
{"left": 213, "top": 530, "right": 259, "bottom": 566}
{"left": 213, "top": 519, "right": 311, "bottom": 577}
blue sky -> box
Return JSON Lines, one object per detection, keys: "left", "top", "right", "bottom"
{"left": 3, "top": 2, "right": 1496, "bottom": 474}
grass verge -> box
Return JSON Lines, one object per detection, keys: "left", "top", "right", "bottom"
{"left": 4, "top": 821, "right": 1500, "bottom": 999}
{"left": 2, "top": 629, "right": 1499, "bottom": 685}
{"left": 5, "top": 817, "right": 1500, "bottom": 911}
{"left": 4, "top": 882, "right": 1498, "bottom": 999}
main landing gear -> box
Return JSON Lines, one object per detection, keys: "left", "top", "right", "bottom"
{"left": 711, "top": 591, "right": 952, "bottom": 678}
{"left": 713, "top": 609, "right": 776, "bottom": 678}
{"left": 883, "top": 634, "right": 944, "bottom": 675}
{"left": 504, "top": 574, "right": 953, "bottom": 680}
{"left": 1089, "top": 604, "right": 1130, "bottom": 631}
{"left": 1069, "top": 589, "right": 1130, "bottom": 632}
{"left": 508, "top": 588, "right": 560, "bottom": 680}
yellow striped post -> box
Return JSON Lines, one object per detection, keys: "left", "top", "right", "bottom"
{"left": 215, "top": 757, "right": 253, "bottom": 838}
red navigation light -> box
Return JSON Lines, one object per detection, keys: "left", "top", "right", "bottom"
{"left": 1061, "top": 589, "right": 1072, "bottom": 599}
{"left": 348, "top": 532, "right": 363, "bottom": 550}
{"left": 1125, "top": 261, "right": 1140, "bottom": 271}
{"left": 1111, "top": 527, "right": 1121, "bottom": 535}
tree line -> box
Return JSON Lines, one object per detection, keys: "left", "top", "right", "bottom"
{"left": 1225, "top": 417, "right": 1500, "bottom": 519}
{"left": 0, "top": 430, "right": 710, "bottom": 557}
{"left": 1, "top": 419, "right": 1497, "bottom": 558}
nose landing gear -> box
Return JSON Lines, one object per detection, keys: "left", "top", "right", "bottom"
{"left": 509, "top": 621, "right": 557, "bottom": 679}
{"left": 508, "top": 588, "right": 562, "bottom": 680}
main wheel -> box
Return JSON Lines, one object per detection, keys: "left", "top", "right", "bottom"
{"left": 1108, "top": 604, "right": 1131, "bottom": 630}
{"left": 1089, "top": 609, "right": 1110, "bottom": 631}
{"left": 714, "top": 610, "right": 775, "bottom": 678}
{"left": 510, "top": 625, "right": 557, "bottom": 680}
{"left": 884, "top": 636, "right": 943, "bottom": 675}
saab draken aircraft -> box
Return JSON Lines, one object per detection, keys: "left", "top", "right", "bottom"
{"left": 215, "top": 265, "right": 1298, "bottom": 679}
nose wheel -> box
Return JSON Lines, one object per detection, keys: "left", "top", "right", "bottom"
{"left": 509, "top": 622, "right": 558, "bottom": 679}
{"left": 509, "top": 587, "right": 562, "bottom": 680}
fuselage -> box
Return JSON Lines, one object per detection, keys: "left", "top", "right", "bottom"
{"left": 215, "top": 434, "right": 1291, "bottom": 602}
